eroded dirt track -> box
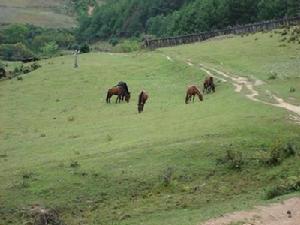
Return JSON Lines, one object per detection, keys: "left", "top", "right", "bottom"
{"left": 200, "top": 197, "right": 300, "bottom": 225}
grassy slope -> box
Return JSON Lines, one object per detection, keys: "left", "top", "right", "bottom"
{"left": 1, "top": 34, "right": 300, "bottom": 225}
{"left": 0, "top": 0, "right": 75, "bottom": 28}
{"left": 162, "top": 31, "right": 300, "bottom": 105}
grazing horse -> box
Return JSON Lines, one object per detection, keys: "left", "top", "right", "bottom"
{"left": 203, "top": 76, "right": 215, "bottom": 94}
{"left": 106, "top": 86, "right": 130, "bottom": 103}
{"left": 116, "top": 81, "right": 129, "bottom": 101}
{"left": 137, "top": 90, "right": 149, "bottom": 113}
{"left": 185, "top": 85, "right": 203, "bottom": 104}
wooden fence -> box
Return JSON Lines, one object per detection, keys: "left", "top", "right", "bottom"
{"left": 144, "top": 16, "right": 300, "bottom": 49}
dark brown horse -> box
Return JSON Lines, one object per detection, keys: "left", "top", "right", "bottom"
{"left": 203, "top": 76, "right": 215, "bottom": 94}
{"left": 185, "top": 85, "right": 203, "bottom": 104}
{"left": 106, "top": 86, "right": 130, "bottom": 103}
{"left": 137, "top": 90, "right": 149, "bottom": 113}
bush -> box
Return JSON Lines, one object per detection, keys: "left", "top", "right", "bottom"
{"left": 116, "top": 40, "right": 140, "bottom": 53}
{"left": 31, "top": 62, "right": 41, "bottom": 70}
{"left": 109, "top": 37, "right": 119, "bottom": 46}
{"left": 161, "top": 167, "right": 174, "bottom": 187}
{"left": 260, "top": 141, "right": 297, "bottom": 167}
{"left": 268, "top": 72, "right": 277, "bottom": 80}
{"left": 217, "top": 150, "right": 244, "bottom": 170}
{"left": 290, "top": 87, "right": 296, "bottom": 93}
{"left": 265, "top": 176, "right": 300, "bottom": 199}
{"left": 0, "top": 43, "right": 35, "bottom": 61}
{"left": 80, "top": 43, "right": 90, "bottom": 53}
{"left": 40, "top": 41, "right": 59, "bottom": 56}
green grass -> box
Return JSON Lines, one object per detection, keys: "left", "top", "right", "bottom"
{"left": 1, "top": 34, "right": 300, "bottom": 225}
{"left": 162, "top": 31, "right": 300, "bottom": 105}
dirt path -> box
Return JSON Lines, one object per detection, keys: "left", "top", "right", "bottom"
{"left": 200, "top": 197, "right": 300, "bottom": 225}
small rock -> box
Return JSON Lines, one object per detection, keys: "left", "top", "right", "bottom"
{"left": 287, "top": 210, "right": 292, "bottom": 218}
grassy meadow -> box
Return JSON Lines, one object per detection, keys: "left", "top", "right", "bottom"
{"left": 0, "top": 32, "right": 300, "bottom": 225}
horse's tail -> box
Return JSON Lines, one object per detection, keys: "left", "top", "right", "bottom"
{"left": 138, "top": 91, "right": 144, "bottom": 105}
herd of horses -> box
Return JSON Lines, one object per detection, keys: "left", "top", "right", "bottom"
{"left": 106, "top": 77, "right": 215, "bottom": 113}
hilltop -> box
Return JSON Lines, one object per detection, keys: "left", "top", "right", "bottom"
{"left": 0, "top": 0, "right": 106, "bottom": 28}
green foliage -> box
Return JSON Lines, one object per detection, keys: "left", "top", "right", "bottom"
{"left": 0, "top": 60, "right": 4, "bottom": 69}
{"left": 80, "top": 43, "right": 90, "bottom": 53}
{"left": 0, "top": 43, "right": 35, "bottom": 61}
{"left": 70, "top": 0, "right": 98, "bottom": 16}
{"left": 77, "top": 0, "right": 300, "bottom": 41}
{"left": 217, "top": 150, "right": 244, "bottom": 170}
{"left": 40, "top": 41, "right": 59, "bottom": 56}
{"left": 109, "top": 37, "right": 119, "bottom": 46}
{"left": 161, "top": 167, "right": 175, "bottom": 187}
{"left": 265, "top": 176, "right": 300, "bottom": 199}
{"left": 115, "top": 40, "right": 140, "bottom": 53}
{"left": 2, "top": 24, "right": 29, "bottom": 44}
{"left": 260, "top": 141, "right": 297, "bottom": 166}
{"left": 0, "top": 24, "right": 75, "bottom": 60}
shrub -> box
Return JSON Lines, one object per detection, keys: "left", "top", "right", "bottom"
{"left": 31, "top": 62, "right": 41, "bottom": 70}
{"left": 70, "top": 161, "right": 80, "bottom": 168}
{"left": 40, "top": 41, "right": 59, "bottom": 56}
{"left": 109, "top": 37, "right": 119, "bottom": 46}
{"left": 268, "top": 72, "right": 277, "bottom": 80}
{"left": 290, "top": 87, "right": 296, "bottom": 93}
{"left": 260, "top": 141, "right": 297, "bottom": 167}
{"left": 0, "top": 60, "right": 4, "bottom": 69}
{"left": 265, "top": 176, "right": 300, "bottom": 199}
{"left": 80, "top": 43, "right": 90, "bottom": 53}
{"left": 217, "top": 150, "right": 244, "bottom": 170}
{"left": 161, "top": 167, "right": 174, "bottom": 186}
{"left": 289, "top": 35, "right": 298, "bottom": 42}
{"left": 117, "top": 40, "right": 140, "bottom": 53}
{"left": 281, "top": 30, "right": 288, "bottom": 36}
{"left": 22, "top": 66, "right": 31, "bottom": 74}
{"left": 0, "top": 43, "right": 35, "bottom": 61}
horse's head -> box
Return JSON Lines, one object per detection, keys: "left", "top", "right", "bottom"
{"left": 125, "top": 92, "right": 131, "bottom": 102}
{"left": 199, "top": 93, "right": 204, "bottom": 101}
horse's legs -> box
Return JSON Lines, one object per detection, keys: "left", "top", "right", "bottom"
{"left": 106, "top": 92, "right": 111, "bottom": 103}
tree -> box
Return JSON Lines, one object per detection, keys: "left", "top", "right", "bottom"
{"left": 40, "top": 41, "right": 58, "bottom": 56}
{"left": 3, "top": 24, "right": 29, "bottom": 44}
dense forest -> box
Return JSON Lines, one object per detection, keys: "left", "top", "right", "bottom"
{"left": 77, "top": 0, "right": 300, "bottom": 42}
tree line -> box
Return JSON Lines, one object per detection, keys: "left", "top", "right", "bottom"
{"left": 76, "top": 0, "right": 300, "bottom": 42}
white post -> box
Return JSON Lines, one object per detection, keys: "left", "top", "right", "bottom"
{"left": 74, "top": 50, "right": 80, "bottom": 68}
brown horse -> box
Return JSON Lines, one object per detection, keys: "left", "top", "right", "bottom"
{"left": 203, "top": 76, "right": 215, "bottom": 94}
{"left": 185, "top": 85, "right": 203, "bottom": 104}
{"left": 137, "top": 90, "right": 149, "bottom": 113}
{"left": 106, "top": 86, "right": 130, "bottom": 103}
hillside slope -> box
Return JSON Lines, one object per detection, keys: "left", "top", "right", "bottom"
{"left": 0, "top": 32, "right": 300, "bottom": 225}
{"left": 0, "top": 0, "right": 106, "bottom": 28}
